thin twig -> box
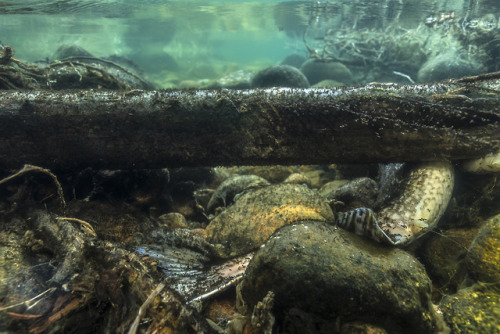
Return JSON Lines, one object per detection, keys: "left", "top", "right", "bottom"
{"left": 127, "top": 282, "right": 166, "bottom": 334}
{"left": 0, "top": 287, "right": 56, "bottom": 312}
{"left": 0, "top": 164, "right": 66, "bottom": 207}
{"left": 56, "top": 217, "right": 97, "bottom": 237}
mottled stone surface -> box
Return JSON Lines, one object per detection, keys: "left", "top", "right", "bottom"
{"left": 465, "top": 213, "right": 500, "bottom": 283}
{"left": 418, "top": 228, "right": 477, "bottom": 291}
{"left": 241, "top": 221, "right": 437, "bottom": 334}
{"left": 230, "top": 165, "right": 299, "bottom": 184}
{"left": 440, "top": 283, "right": 500, "bottom": 333}
{"left": 158, "top": 212, "right": 188, "bottom": 228}
{"left": 205, "top": 184, "right": 334, "bottom": 258}
{"left": 206, "top": 174, "right": 270, "bottom": 213}
{"left": 323, "top": 176, "right": 379, "bottom": 209}
{"left": 251, "top": 65, "right": 310, "bottom": 88}
{"left": 417, "top": 50, "right": 483, "bottom": 82}
{"left": 283, "top": 172, "right": 312, "bottom": 188}
{"left": 300, "top": 59, "right": 353, "bottom": 85}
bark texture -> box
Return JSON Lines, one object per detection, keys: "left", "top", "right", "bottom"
{"left": 0, "top": 72, "right": 499, "bottom": 170}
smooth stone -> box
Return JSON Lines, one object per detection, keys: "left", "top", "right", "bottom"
{"left": 204, "top": 184, "right": 334, "bottom": 258}
{"left": 417, "top": 50, "right": 483, "bottom": 82}
{"left": 241, "top": 222, "right": 437, "bottom": 333}
{"left": 52, "top": 44, "right": 93, "bottom": 60}
{"left": 158, "top": 212, "right": 188, "bottom": 228}
{"left": 323, "top": 177, "right": 379, "bottom": 209}
{"left": 298, "top": 165, "right": 337, "bottom": 189}
{"left": 340, "top": 322, "right": 389, "bottom": 334}
{"left": 251, "top": 65, "right": 310, "bottom": 88}
{"left": 206, "top": 69, "right": 254, "bottom": 89}
{"left": 280, "top": 53, "right": 306, "bottom": 69}
{"left": 206, "top": 174, "right": 270, "bottom": 213}
{"left": 300, "top": 59, "right": 353, "bottom": 85}
{"left": 230, "top": 165, "right": 299, "bottom": 184}
{"left": 439, "top": 283, "right": 500, "bottom": 333}
{"left": 465, "top": 213, "right": 500, "bottom": 283}
{"left": 283, "top": 172, "right": 312, "bottom": 188}
{"left": 318, "top": 180, "right": 349, "bottom": 198}
{"left": 312, "top": 79, "right": 345, "bottom": 88}
{"left": 418, "top": 228, "right": 477, "bottom": 292}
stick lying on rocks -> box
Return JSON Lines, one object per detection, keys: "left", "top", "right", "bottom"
{"left": 0, "top": 72, "right": 499, "bottom": 170}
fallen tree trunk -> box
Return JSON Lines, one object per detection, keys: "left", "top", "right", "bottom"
{"left": 0, "top": 72, "right": 499, "bottom": 170}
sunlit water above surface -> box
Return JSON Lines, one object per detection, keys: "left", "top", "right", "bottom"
{"left": 1, "top": 0, "right": 499, "bottom": 87}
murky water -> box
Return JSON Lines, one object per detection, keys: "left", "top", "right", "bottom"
{"left": 1, "top": 0, "right": 498, "bottom": 87}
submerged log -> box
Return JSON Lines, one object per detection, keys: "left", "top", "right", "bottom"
{"left": 0, "top": 72, "right": 499, "bottom": 170}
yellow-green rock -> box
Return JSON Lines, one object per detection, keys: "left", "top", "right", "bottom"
{"left": 466, "top": 213, "right": 500, "bottom": 283}
{"left": 205, "top": 183, "right": 334, "bottom": 258}
{"left": 440, "top": 283, "right": 500, "bottom": 333}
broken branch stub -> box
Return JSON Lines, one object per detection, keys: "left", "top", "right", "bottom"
{"left": 0, "top": 73, "right": 499, "bottom": 170}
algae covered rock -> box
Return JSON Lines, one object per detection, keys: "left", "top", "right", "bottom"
{"left": 251, "top": 65, "right": 310, "bottom": 88}
{"left": 300, "top": 59, "right": 353, "bottom": 85}
{"left": 241, "top": 221, "right": 437, "bottom": 333}
{"left": 465, "top": 213, "right": 500, "bottom": 283}
{"left": 417, "top": 50, "right": 483, "bottom": 82}
{"left": 419, "top": 228, "right": 477, "bottom": 291}
{"left": 205, "top": 184, "right": 334, "bottom": 258}
{"left": 439, "top": 283, "right": 500, "bottom": 333}
{"left": 206, "top": 174, "right": 270, "bottom": 213}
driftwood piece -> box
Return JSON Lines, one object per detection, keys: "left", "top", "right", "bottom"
{"left": 0, "top": 72, "right": 499, "bottom": 170}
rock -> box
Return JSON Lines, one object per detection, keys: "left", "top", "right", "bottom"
{"left": 205, "top": 184, "right": 334, "bottom": 258}
{"left": 230, "top": 165, "right": 299, "bottom": 184}
{"left": 187, "top": 63, "right": 218, "bottom": 79}
{"left": 206, "top": 69, "right": 254, "bottom": 89}
{"left": 280, "top": 53, "right": 306, "bottom": 69}
{"left": 312, "top": 79, "right": 345, "bottom": 88}
{"left": 418, "top": 228, "right": 477, "bottom": 292}
{"left": 241, "top": 222, "right": 437, "bottom": 333}
{"left": 158, "top": 212, "right": 188, "bottom": 228}
{"left": 300, "top": 59, "right": 353, "bottom": 85}
{"left": 251, "top": 65, "right": 310, "bottom": 88}
{"left": 324, "top": 177, "right": 379, "bottom": 209}
{"left": 298, "top": 165, "right": 337, "bottom": 189}
{"left": 283, "top": 173, "right": 312, "bottom": 188}
{"left": 465, "top": 213, "right": 500, "bottom": 283}
{"left": 318, "top": 180, "right": 349, "bottom": 198}
{"left": 340, "top": 322, "right": 389, "bottom": 334}
{"left": 128, "top": 50, "right": 179, "bottom": 74}
{"left": 206, "top": 174, "right": 270, "bottom": 213}
{"left": 52, "top": 44, "right": 93, "bottom": 60}
{"left": 179, "top": 80, "right": 203, "bottom": 89}
{"left": 417, "top": 50, "right": 484, "bottom": 82}
{"left": 102, "top": 54, "right": 147, "bottom": 77}
{"left": 439, "top": 283, "right": 500, "bottom": 333}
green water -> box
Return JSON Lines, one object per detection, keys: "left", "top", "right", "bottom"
{"left": 1, "top": 0, "right": 499, "bottom": 87}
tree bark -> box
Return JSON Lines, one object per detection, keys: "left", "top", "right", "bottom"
{"left": 0, "top": 72, "right": 499, "bottom": 170}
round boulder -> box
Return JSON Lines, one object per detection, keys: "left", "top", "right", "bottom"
{"left": 280, "top": 53, "right": 307, "bottom": 69}
{"left": 465, "top": 213, "right": 500, "bottom": 283}
{"left": 241, "top": 221, "right": 437, "bottom": 333}
{"left": 300, "top": 59, "right": 353, "bottom": 85}
{"left": 251, "top": 65, "right": 310, "bottom": 88}
{"left": 204, "top": 184, "right": 334, "bottom": 258}
{"left": 417, "top": 50, "right": 484, "bottom": 82}
{"left": 206, "top": 174, "right": 270, "bottom": 213}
